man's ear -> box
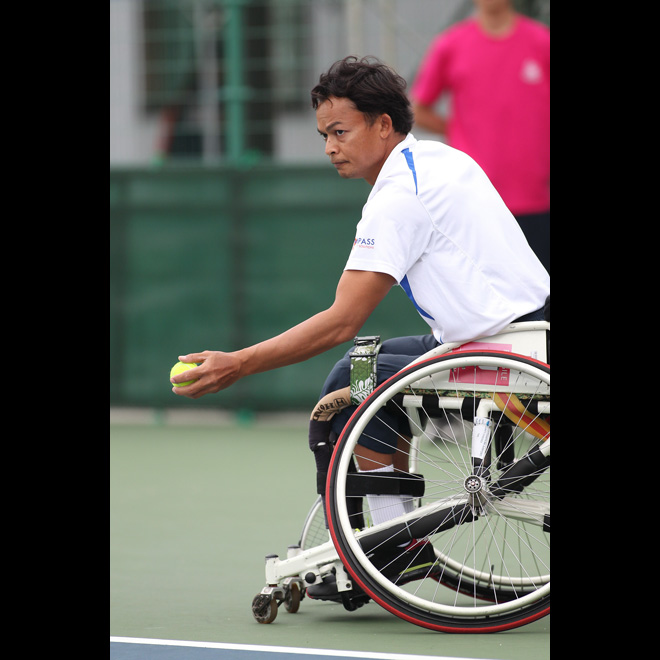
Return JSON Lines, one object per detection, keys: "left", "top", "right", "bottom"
{"left": 379, "top": 113, "right": 394, "bottom": 138}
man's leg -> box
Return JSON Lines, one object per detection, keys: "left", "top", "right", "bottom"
{"left": 307, "top": 336, "right": 439, "bottom": 600}
{"left": 354, "top": 436, "right": 414, "bottom": 525}
{"left": 309, "top": 335, "right": 438, "bottom": 521}
{"left": 331, "top": 335, "right": 438, "bottom": 525}
{"left": 323, "top": 334, "right": 439, "bottom": 450}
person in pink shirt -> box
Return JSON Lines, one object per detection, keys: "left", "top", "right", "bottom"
{"left": 411, "top": 0, "right": 550, "bottom": 274}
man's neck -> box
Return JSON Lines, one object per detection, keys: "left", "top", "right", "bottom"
{"left": 477, "top": 7, "right": 517, "bottom": 36}
{"left": 366, "top": 132, "right": 409, "bottom": 186}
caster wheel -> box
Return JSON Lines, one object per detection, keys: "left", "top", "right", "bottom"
{"left": 252, "top": 593, "right": 278, "bottom": 624}
{"left": 284, "top": 583, "right": 301, "bottom": 613}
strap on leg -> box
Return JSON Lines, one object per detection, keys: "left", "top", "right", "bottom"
{"left": 349, "top": 336, "right": 381, "bottom": 405}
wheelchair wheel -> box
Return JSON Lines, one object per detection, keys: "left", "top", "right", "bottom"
{"left": 325, "top": 350, "right": 550, "bottom": 633}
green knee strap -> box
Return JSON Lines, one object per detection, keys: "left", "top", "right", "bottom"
{"left": 349, "top": 335, "right": 382, "bottom": 405}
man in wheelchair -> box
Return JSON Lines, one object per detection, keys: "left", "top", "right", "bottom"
{"left": 172, "top": 56, "right": 550, "bottom": 605}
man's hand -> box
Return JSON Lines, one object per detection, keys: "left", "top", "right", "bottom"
{"left": 171, "top": 350, "right": 243, "bottom": 399}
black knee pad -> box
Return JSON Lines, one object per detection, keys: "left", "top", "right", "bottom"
{"left": 309, "top": 419, "right": 333, "bottom": 493}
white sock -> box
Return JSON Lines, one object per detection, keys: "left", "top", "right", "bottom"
{"left": 361, "top": 465, "right": 414, "bottom": 526}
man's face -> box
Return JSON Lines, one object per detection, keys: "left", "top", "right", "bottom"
{"left": 315, "top": 96, "right": 390, "bottom": 185}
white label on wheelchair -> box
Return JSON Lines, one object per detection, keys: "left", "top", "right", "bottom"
{"left": 472, "top": 416, "right": 491, "bottom": 459}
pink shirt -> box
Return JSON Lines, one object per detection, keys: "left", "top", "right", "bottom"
{"left": 411, "top": 16, "right": 550, "bottom": 215}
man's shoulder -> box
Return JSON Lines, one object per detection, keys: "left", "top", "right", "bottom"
{"left": 408, "top": 138, "right": 474, "bottom": 172}
{"left": 428, "top": 17, "right": 478, "bottom": 50}
{"left": 516, "top": 15, "right": 550, "bottom": 42}
{"left": 376, "top": 137, "right": 474, "bottom": 191}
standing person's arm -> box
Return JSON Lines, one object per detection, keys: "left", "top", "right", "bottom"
{"left": 410, "top": 32, "right": 451, "bottom": 137}
{"left": 171, "top": 269, "right": 396, "bottom": 399}
{"left": 411, "top": 102, "right": 447, "bottom": 136}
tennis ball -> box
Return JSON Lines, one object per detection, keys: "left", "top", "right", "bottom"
{"left": 170, "top": 361, "right": 198, "bottom": 387}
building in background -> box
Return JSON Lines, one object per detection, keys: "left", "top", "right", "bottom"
{"left": 110, "top": 0, "right": 549, "bottom": 166}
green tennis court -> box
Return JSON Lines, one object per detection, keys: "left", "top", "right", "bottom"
{"left": 110, "top": 413, "right": 549, "bottom": 660}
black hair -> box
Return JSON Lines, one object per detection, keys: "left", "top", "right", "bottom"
{"left": 311, "top": 56, "right": 413, "bottom": 135}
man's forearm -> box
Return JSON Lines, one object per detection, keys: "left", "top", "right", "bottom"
{"left": 235, "top": 307, "right": 357, "bottom": 378}
{"left": 412, "top": 102, "right": 447, "bottom": 136}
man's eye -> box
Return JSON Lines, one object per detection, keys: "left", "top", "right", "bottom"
{"left": 318, "top": 130, "right": 344, "bottom": 141}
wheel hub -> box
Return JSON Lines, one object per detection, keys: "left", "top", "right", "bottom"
{"left": 464, "top": 475, "right": 484, "bottom": 493}
{"left": 464, "top": 474, "right": 489, "bottom": 510}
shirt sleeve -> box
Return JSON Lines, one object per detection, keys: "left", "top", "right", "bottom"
{"left": 344, "top": 184, "right": 433, "bottom": 283}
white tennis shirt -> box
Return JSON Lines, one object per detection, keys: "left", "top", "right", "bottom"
{"left": 344, "top": 134, "right": 550, "bottom": 344}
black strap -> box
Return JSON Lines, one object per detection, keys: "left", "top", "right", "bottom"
{"left": 317, "top": 471, "right": 425, "bottom": 497}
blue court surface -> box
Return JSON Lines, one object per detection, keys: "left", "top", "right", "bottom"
{"left": 110, "top": 638, "right": 500, "bottom": 660}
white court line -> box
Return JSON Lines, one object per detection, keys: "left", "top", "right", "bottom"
{"left": 110, "top": 637, "right": 497, "bottom": 660}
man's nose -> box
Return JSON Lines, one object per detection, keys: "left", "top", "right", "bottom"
{"left": 325, "top": 136, "right": 337, "bottom": 155}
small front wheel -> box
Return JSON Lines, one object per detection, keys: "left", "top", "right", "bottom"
{"left": 284, "top": 582, "right": 301, "bottom": 613}
{"left": 252, "top": 593, "right": 278, "bottom": 624}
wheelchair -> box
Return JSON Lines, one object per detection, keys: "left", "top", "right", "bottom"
{"left": 251, "top": 316, "right": 550, "bottom": 634}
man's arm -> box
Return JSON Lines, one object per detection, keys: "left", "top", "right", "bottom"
{"left": 412, "top": 101, "right": 447, "bottom": 136}
{"left": 171, "top": 269, "right": 396, "bottom": 399}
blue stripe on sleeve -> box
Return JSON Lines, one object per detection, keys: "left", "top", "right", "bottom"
{"left": 402, "top": 148, "right": 418, "bottom": 194}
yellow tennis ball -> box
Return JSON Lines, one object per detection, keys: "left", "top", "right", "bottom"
{"left": 170, "top": 361, "right": 198, "bottom": 387}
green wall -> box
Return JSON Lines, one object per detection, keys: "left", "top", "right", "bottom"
{"left": 110, "top": 165, "right": 429, "bottom": 412}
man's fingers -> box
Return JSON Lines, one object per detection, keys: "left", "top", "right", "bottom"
{"left": 177, "top": 350, "right": 210, "bottom": 364}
